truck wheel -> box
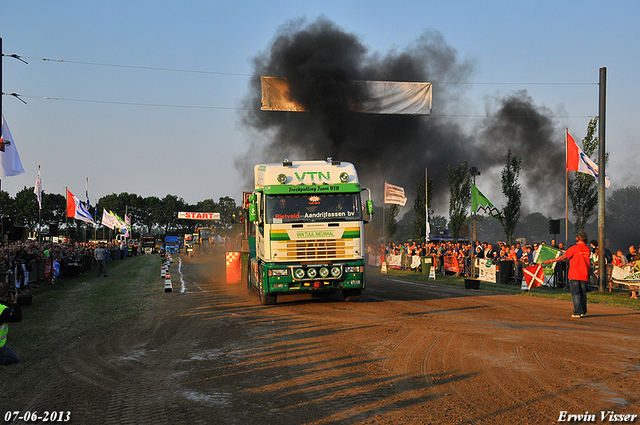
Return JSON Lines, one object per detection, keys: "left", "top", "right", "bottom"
{"left": 343, "top": 289, "right": 361, "bottom": 302}
{"left": 259, "top": 290, "right": 277, "bottom": 305}
{"left": 246, "top": 261, "right": 254, "bottom": 295}
{"left": 258, "top": 265, "right": 277, "bottom": 305}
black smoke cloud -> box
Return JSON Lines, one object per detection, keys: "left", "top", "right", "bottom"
{"left": 237, "top": 17, "right": 565, "bottom": 217}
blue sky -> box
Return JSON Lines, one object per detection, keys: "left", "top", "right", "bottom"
{"left": 1, "top": 0, "right": 638, "bottom": 214}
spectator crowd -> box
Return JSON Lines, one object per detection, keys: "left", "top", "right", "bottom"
{"left": 366, "top": 238, "right": 640, "bottom": 290}
{"left": 0, "top": 239, "right": 139, "bottom": 290}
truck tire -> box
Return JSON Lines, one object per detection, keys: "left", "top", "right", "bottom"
{"left": 246, "top": 260, "right": 254, "bottom": 295}
{"left": 343, "top": 289, "right": 361, "bottom": 302}
{"left": 258, "top": 265, "right": 277, "bottom": 305}
{"left": 259, "top": 289, "right": 277, "bottom": 305}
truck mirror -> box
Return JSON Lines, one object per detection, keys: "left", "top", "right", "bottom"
{"left": 366, "top": 200, "right": 374, "bottom": 215}
{"left": 249, "top": 202, "right": 258, "bottom": 222}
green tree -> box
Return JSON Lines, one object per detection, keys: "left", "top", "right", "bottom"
{"left": 607, "top": 186, "right": 640, "bottom": 249}
{"left": 447, "top": 161, "right": 471, "bottom": 241}
{"left": 41, "top": 193, "right": 66, "bottom": 230}
{"left": 139, "top": 196, "right": 161, "bottom": 234}
{"left": 500, "top": 149, "right": 522, "bottom": 245}
{"left": 568, "top": 118, "right": 601, "bottom": 235}
{"left": 14, "top": 186, "right": 39, "bottom": 228}
{"left": 117, "top": 192, "right": 143, "bottom": 231}
{"left": 216, "top": 196, "right": 238, "bottom": 229}
{"left": 156, "top": 194, "right": 185, "bottom": 233}
{"left": 0, "top": 190, "right": 15, "bottom": 218}
{"left": 387, "top": 204, "right": 400, "bottom": 242}
{"left": 430, "top": 214, "right": 448, "bottom": 233}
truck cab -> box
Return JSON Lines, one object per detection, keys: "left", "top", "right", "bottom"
{"left": 245, "top": 158, "right": 373, "bottom": 305}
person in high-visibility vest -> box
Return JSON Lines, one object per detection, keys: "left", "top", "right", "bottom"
{"left": 0, "top": 282, "right": 22, "bottom": 365}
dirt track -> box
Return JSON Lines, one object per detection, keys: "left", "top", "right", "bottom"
{"left": 3, "top": 252, "right": 640, "bottom": 424}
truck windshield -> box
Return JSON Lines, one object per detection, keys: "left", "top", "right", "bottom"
{"left": 265, "top": 193, "right": 362, "bottom": 224}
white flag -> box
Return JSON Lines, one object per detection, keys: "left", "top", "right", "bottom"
{"left": 34, "top": 166, "right": 43, "bottom": 209}
{"left": 0, "top": 115, "right": 26, "bottom": 178}
{"left": 384, "top": 182, "right": 407, "bottom": 206}
{"left": 101, "top": 208, "right": 116, "bottom": 229}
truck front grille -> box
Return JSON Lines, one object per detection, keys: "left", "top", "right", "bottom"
{"left": 281, "top": 239, "right": 348, "bottom": 261}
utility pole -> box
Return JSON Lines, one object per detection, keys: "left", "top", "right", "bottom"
{"left": 597, "top": 67, "right": 606, "bottom": 292}
{"left": 469, "top": 166, "right": 481, "bottom": 277}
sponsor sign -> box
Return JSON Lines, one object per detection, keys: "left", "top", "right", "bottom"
{"left": 178, "top": 212, "right": 221, "bottom": 220}
{"left": 476, "top": 258, "right": 496, "bottom": 283}
{"left": 264, "top": 183, "right": 360, "bottom": 195}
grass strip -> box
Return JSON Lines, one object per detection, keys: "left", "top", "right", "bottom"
{"left": 4, "top": 254, "right": 164, "bottom": 367}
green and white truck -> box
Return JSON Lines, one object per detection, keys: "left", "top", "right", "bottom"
{"left": 244, "top": 158, "right": 374, "bottom": 305}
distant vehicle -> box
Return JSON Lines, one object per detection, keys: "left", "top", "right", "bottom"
{"left": 164, "top": 236, "right": 180, "bottom": 254}
{"left": 194, "top": 226, "right": 215, "bottom": 254}
{"left": 141, "top": 233, "right": 156, "bottom": 254}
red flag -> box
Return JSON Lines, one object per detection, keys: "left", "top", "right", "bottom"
{"left": 566, "top": 129, "right": 610, "bottom": 187}
{"left": 523, "top": 264, "right": 544, "bottom": 290}
{"left": 566, "top": 131, "right": 580, "bottom": 172}
{"left": 66, "top": 189, "right": 76, "bottom": 218}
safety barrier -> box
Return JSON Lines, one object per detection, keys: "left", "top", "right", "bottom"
{"left": 226, "top": 252, "right": 242, "bottom": 284}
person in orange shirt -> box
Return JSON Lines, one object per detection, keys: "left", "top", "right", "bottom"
{"left": 544, "top": 232, "right": 591, "bottom": 318}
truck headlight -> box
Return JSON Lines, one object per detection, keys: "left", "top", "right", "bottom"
{"left": 345, "top": 266, "right": 363, "bottom": 273}
{"left": 319, "top": 267, "right": 329, "bottom": 278}
{"left": 331, "top": 266, "right": 342, "bottom": 277}
{"left": 307, "top": 268, "right": 317, "bottom": 278}
{"left": 294, "top": 268, "right": 306, "bottom": 279}
{"left": 268, "top": 269, "right": 289, "bottom": 277}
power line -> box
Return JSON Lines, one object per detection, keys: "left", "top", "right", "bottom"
{"left": 18, "top": 94, "right": 247, "bottom": 110}
{"left": 12, "top": 55, "right": 597, "bottom": 86}
{"left": 20, "top": 55, "right": 253, "bottom": 77}
{"left": 15, "top": 94, "right": 595, "bottom": 118}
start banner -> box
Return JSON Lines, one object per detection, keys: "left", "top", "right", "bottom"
{"left": 178, "top": 212, "right": 221, "bottom": 220}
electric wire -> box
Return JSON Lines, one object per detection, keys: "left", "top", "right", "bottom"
{"left": 4, "top": 53, "right": 597, "bottom": 116}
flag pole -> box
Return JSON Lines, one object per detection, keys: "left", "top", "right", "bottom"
{"left": 94, "top": 198, "right": 97, "bottom": 241}
{"left": 65, "top": 187, "right": 69, "bottom": 241}
{"left": 565, "top": 128, "right": 568, "bottom": 245}
{"left": 382, "top": 181, "right": 386, "bottom": 244}
{"left": 425, "top": 168, "right": 429, "bottom": 243}
{"left": 1, "top": 38, "right": 3, "bottom": 224}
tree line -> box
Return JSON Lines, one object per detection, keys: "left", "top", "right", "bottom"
{"left": 383, "top": 118, "right": 640, "bottom": 250}
{"left": 0, "top": 190, "right": 240, "bottom": 238}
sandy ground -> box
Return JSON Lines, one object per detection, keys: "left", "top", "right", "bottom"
{"left": 3, "top": 251, "right": 640, "bottom": 424}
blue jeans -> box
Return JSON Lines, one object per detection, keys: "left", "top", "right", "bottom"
{"left": 0, "top": 345, "right": 19, "bottom": 365}
{"left": 97, "top": 258, "right": 107, "bottom": 276}
{"left": 568, "top": 279, "right": 588, "bottom": 315}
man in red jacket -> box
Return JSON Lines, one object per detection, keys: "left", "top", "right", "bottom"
{"left": 544, "top": 232, "right": 591, "bottom": 318}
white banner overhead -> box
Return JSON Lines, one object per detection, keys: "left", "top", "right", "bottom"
{"left": 178, "top": 212, "right": 220, "bottom": 220}
{"left": 260, "top": 77, "right": 432, "bottom": 115}
{"left": 384, "top": 182, "right": 407, "bottom": 206}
